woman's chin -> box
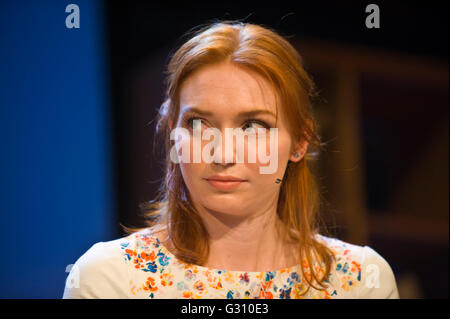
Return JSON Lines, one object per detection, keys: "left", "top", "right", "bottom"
{"left": 202, "top": 191, "right": 245, "bottom": 201}
{"left": 200, "top": 202, "right": 248, "bottom": 217}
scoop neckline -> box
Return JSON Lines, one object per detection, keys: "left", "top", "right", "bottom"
{"left": 141, "top": 229, "right": 303, "bottom": 274}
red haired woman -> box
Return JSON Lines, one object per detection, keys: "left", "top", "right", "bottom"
{"left": 63, "top": 21, "right": 399, "bottom": 299}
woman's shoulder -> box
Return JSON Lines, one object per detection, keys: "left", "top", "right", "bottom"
{"left": 62, "top": 228, "right": 158, "bottom": 299}
{"left": 315, "top": 234, "right": 400, "bottom": 299}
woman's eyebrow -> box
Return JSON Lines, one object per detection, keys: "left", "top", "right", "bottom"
{"left": 180, "top": 107, "right": 214, "bottom": 117}
{"left": 180, "top": 106, "right": 276, "bottom": 119}
{"left": 239, "top": 109, "right": 277, "bottom": 119}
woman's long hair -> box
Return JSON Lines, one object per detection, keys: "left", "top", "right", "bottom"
{"left": 124, "top": 20, "right": 335, "bottom": 296}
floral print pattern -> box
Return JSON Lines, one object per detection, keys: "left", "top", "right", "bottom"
{"left": 119, "top": 229, "right": 363, "bottom": 299}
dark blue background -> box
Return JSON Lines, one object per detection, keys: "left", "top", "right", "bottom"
{"left": 0, "top": 1, "right": 115, "bottom": 298}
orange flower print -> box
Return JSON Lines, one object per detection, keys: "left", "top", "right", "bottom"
{"left": 209, "top": 278, "right": 223, "bottom": 290}
{"left": 223, "top": 272, "right": 235, "bottom": 284}
{"left": 183, "top": 291, "right": 194, "bottom": 299}
{"left": 143, "top": 276, "right": 158, "bottom": 292}
{"left": 193, "top": 280, "right": 205, "bottom": 291}
{"left": 139, "top": 234, "right": 160, "bottom": 248}
{"left": 351, "top": 261, "right": 362, "bottom": 281}
{"left": 160, "top": 273, "right": 174, "bottom": 287}
{"left": 124, "top": 248, "right": 157, "bottom": 270}
{"left": 184, "top": 264, "right": 198, "bottom": 272}
{"left": 204, "top": 270, "right": 218, "bottom": 283}
{"left": 302, "top": 259, "right": 310, "bottom": 269}
{"left": 340, "top": 275, "right": 355, "bottom": 291}
{"left": 125, "top": 249, "right": 136, "bottom": 257}
{"left": 261, "top": 280, "right": 273, "bottom": 290}
{"left": 141, "top": 251, "right": 156, "bottom": 262}
{"left": 259, "top": 290, "right": 273, "bottom": 299}
{"left": 119, "top": 232, "right": 375, "bottom": 299}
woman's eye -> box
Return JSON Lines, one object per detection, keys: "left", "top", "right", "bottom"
{"left": 185, "top": 117, "right": 204, "bottom": 130}
{"left": 192, "top": 118, "right": 203, "bottom": 130}
{"left": 243, "top": 121, "right": 267, "bottom": 132}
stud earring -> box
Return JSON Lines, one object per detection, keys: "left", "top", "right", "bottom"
{"left": 294, "top": 152, "right": 300, "bottom": 158}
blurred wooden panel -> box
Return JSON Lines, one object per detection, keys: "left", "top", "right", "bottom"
{"left": 294, "top": 39, "right": 448, "bottom": 247}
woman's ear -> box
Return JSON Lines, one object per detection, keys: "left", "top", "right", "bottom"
{"left": 289, "top": 120, "right": 313, "bottom": 162}
{"left": 289, "top": 138, "right": 309, "bottom": 162}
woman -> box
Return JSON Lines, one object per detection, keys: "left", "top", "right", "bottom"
{"left": 63, "top": 21, "right": 399, "bottom": 299}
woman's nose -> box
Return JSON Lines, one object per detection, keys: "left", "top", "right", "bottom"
{"left": 211, "top": 129, "right": 237, "bottom": 166}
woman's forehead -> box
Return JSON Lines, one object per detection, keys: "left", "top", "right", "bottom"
{"left": 179, "top": 63, "right": 279, "bottom": 116}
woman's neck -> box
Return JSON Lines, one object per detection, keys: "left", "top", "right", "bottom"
{"left": 152, "top": 203, "right": 301, "bottom": 272}
{"left": 196, "top": 203, "right": 300, "bottom": 272}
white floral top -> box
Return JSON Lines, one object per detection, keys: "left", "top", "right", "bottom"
{"left": 63, "top": 228, "right": 399, "bottom": 299}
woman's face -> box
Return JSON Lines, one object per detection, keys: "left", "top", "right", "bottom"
{"left": 174, "top": 62, "right": 305, "bottom": 218}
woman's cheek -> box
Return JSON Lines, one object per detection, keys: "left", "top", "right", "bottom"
{"left": 256, "top": 132, "right": 291, "bottom": 178}
{"left": 251, "top": 132, "right": 285, "bottom": 177}
{"left": 241, "top": 136, "right": 274, "bottom": 182}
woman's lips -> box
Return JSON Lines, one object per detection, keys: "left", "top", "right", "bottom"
{"left": 204, "top": 179, "right": 247, "bottom": 190}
